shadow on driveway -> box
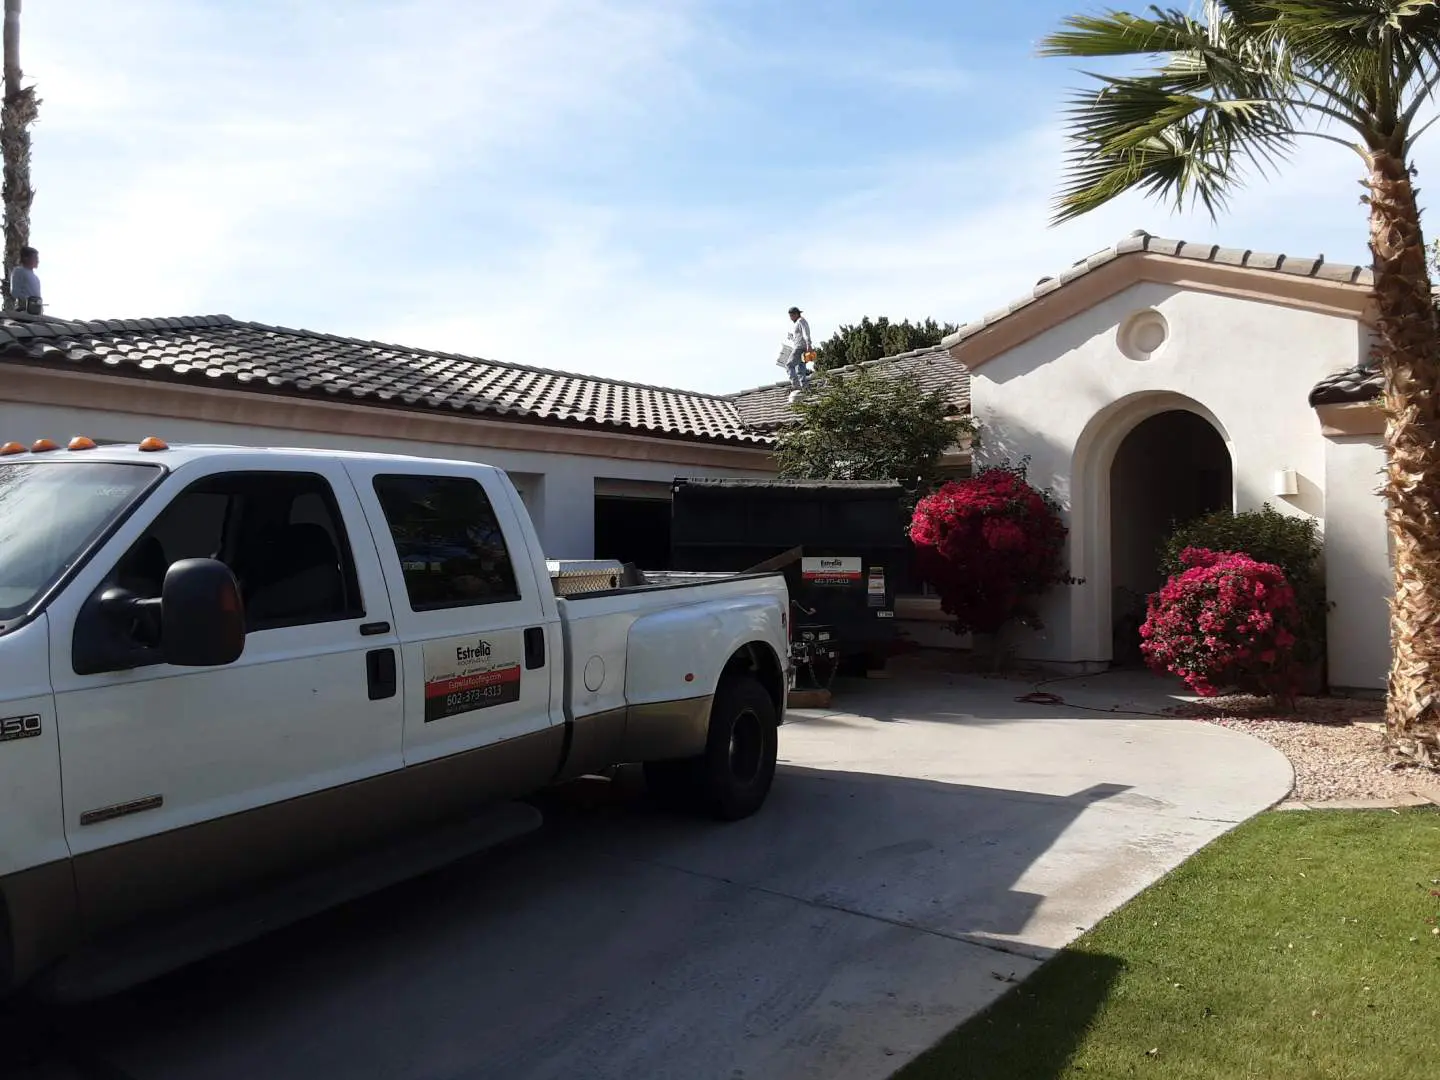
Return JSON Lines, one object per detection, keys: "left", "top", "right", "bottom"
{"left": 895, "top": 949, "right": 1128, "bottom": 1080}
{"left": 7, "top": 767, "right": 1135, "bottom": 1080}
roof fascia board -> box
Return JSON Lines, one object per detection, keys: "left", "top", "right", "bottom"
{"left": 0, "top": 364, "right": 778, "bottom": 470}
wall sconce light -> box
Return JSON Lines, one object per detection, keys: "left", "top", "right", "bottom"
{"left": 1273, "top": 467, "right": 1299, "bottom": 497}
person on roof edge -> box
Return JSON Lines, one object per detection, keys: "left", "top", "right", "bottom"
{"left": 783, "top": 305, "right": 813, "bottom": 391}
{"left": 9, "top": 247, "right": 41, "bottom": 314}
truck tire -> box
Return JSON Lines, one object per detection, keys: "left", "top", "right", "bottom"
{"left": 697, "top": 674, "right": 779, "bottom": 821}
{"left": 643, "top": 675, "right": 779, "bottom": 820}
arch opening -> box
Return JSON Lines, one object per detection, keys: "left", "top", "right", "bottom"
{"left": 1108, "top": 409, "right": 1233, "bottom": 665}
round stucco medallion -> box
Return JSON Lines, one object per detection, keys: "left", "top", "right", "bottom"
{"left": 1117, "top": 308, "right": 1169, "bottom": 361}
{"left": 584, "top": 655, "right": 606, "bottom": 693}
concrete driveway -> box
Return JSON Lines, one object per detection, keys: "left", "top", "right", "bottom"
{"left": 13, "top": 673, "right": 1291, "bottom": 1080}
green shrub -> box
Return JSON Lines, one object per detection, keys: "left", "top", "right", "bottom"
{"left": 1159, "top": 504, "right": 1327, "bottom": 669}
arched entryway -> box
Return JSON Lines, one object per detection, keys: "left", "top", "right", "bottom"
{"left": 1108, "top": 409, "right": 1233, "bottom": 665}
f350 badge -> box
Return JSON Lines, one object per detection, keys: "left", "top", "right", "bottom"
{"left": 0, "top": 714, "right": 41, "bottom": 743}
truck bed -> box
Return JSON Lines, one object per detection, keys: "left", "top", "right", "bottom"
{"left": 546, "top": 559, "right": 779, "bottom": 599}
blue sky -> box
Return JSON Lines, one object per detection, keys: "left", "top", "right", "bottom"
{"left": 26, "top": 0, "right": 1435, "bottom": 393}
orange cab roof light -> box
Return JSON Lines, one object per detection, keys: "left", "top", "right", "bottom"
{"left": 0, "top": 441, "right": 26, "bottom": 456}
{"left": 31, "top": 438, "right": 59, "bottom": 453}
{"left": 137, "top": 436, "right": 169, "bottom": 452}
{"left": 67, "top": 436, "right": 97, "bottom": 451}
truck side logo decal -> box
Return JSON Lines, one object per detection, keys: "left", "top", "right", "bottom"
{"left": 0, "top": 714, "right": 41, "bottom": 743}
{"left": 422, "top": 633, "right": 523, "bottom": 723}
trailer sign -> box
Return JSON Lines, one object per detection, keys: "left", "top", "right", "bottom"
{"left": 867, "top": 565, "right": 887, "bottom": 607}
{"left": 802, "top": 556, "right": 863, "bottom": 586}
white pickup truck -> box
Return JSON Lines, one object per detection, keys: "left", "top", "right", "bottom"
{"left": 0, "top": 437, "right": 789, "bottom": 998}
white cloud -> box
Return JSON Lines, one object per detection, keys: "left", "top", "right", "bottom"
{"left": 27, "top": 0, "right": 702, "bottom": 315}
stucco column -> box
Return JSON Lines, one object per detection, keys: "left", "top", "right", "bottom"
{"left": 533, "top": 470, "right": 596, "bottom": 559}
{"left": 1323, "top": 435, "right": 1391, "bottom": 691}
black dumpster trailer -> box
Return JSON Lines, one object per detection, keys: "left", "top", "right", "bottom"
{"left": 668, "top": 478, "right": 910, "bottom": 673}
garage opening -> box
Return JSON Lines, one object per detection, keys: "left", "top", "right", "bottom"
{"left": 1109, "top": 409, "right": 1232, "bottom": 665}
{"left": 594, "top": 481, "right": 672, "bottom": 570}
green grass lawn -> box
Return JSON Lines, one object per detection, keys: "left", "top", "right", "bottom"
{"left": 896, "top": 808, "right": 1440, "bottom": 1080}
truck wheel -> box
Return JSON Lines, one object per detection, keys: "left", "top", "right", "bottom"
{"left": 697, "top": 675, "right": 778, "bottom": 821}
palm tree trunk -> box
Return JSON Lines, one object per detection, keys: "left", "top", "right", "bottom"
{"left": 1369, "top": 150, "right": 1440, "bottom": 766}
{"left": 2, "top": 0, "right": 35, "bottom": 309}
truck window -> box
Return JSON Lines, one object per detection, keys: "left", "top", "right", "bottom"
{"left": 0, "top": 461, "right": 160, "bottom": 624}
{"left": 372, "top": 474, "right": 521, "bottom": 610}
{"left": 112, "top": 471, "right": 364, "bottom": 632}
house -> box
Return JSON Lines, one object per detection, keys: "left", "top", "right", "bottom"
{"left": 0, "top": 314, "right": 781, "bottom": 565}
{"left": 939, "top": 230, "right": 1388, "bottom": 693}
{"left": 3, "top": 233, "right": 1387, "bottom": 692}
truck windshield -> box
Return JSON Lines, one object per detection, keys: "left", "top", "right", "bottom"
{"left": 0, "top": 460, "right": 160, "bottom": 623}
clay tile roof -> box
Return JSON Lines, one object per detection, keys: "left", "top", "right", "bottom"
{"left": 728, "top": 344, "right": 970, "bottom": 432}
{"left": 941, "top": 229, "right": 1373, "bottom": 352}
{"left": 0, "top": 313, "right": 769, "bottom": 446}
{"left": 1309, "top": 365, "right": 1383, "bottom": 407}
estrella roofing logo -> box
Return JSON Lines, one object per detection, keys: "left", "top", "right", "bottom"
{"left": 801, "top": 556, "right": 863, "bottom": 584}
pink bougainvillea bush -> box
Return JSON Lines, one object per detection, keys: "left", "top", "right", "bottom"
{"left": 909, "top": 463, "right": 1070, "bottom": 635}
{"left": 1140, "top": 546, "right": 1303, "bottom": 702}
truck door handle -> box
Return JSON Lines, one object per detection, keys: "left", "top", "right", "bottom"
{"left": 366, "top": 648, "right": 397, "bottom": 700}
{"left": 524, "top": 627, "right": 546, "bottom": 670}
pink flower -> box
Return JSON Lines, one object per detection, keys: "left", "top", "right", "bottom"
{"left": 1140, "top": 549, "right": 1302, "bottom": 699}
{"left": 911, "top": 468, "right": 1069, "bottom": 636}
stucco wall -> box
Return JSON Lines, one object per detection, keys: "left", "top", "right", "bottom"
{"left": 1323, "top": 435, "right": 1390, "bottom": 691}
{"left": 968, "top": 281, "right": 1369, "bottom": 670}
{"left": 0, "top": 400, "right": 774, "bottom": 558}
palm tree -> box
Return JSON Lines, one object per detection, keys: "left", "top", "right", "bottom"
{"left": 2, "top": 0, "right": 37, "bottom": 309}
{"left": 1041, "top": 1, "right": 1440, "bottom": 765}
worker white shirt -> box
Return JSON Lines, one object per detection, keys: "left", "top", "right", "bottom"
{"left": 788, "top": 317, "right": 812, "bottom": 353}
{"left": 10, "top": 265, "right": 40, "bottom": 300}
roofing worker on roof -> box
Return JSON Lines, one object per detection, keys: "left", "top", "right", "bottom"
{"left": 9, "top": 246, "right": 41, "bottom": 314}
{"left": 783, "top": 305, "right": 813, "bottom": 391}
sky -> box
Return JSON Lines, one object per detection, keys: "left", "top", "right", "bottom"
{"left": 23, "top": 0, "right": 1439, "bottom": 394}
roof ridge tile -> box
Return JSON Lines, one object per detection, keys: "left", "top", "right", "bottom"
{"left": 941, "top": 232, "right": 1373, "bottom": 354}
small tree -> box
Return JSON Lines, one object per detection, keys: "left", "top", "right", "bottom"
{"left": 910, "top": 461, "right": 1071, "bottom": 636}
{"left": 1159, "top": 504, "right": 1326, "bottom": 672}
{"left": 773, "top": 366, "right": 971, "bottom": 502}
{"left": 1141, "top": 547, "right": 1304, "bottom": 705}
{"left": 813, "top": 316, "right": 960, "bottom": 373}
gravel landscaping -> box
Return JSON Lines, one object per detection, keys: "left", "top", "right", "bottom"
{"left": 1167, "top": 695, "right": 1440, "bottom": 804}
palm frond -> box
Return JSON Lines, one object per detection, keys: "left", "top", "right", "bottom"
{"left": 1053, "top": 82, "right": 1296, "bottom": 222}
{"left": 1043, "top": 0, "right": 1440, "bottom": 221}
{"left": 1044, "top": 5, "right": 1306, "bottom": 223}
{"left": 1039, "top": 9, "right": 1212, "bottom": 57}
{"left": 1266, "top": 0, "right": 1440, "bottom": 103}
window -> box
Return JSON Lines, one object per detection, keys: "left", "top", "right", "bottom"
{"left": 373, "top": 474, "right": 521, "bottom": 610}
{"left": 0, "top": 461, "right": 160, "bottom": 622}
{"left": 112, "top": 471, "right": 364, "bottom": 632}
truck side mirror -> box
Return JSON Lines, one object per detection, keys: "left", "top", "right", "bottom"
{"left": 160, "top": 558, "right": 246, "bottom": 668}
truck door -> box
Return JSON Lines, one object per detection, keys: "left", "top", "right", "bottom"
{"left": 47, "top": 459, "right": 405, "bottom": 935}
{"left": 345, "top": 462, "right": 562, "bottom": 769}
